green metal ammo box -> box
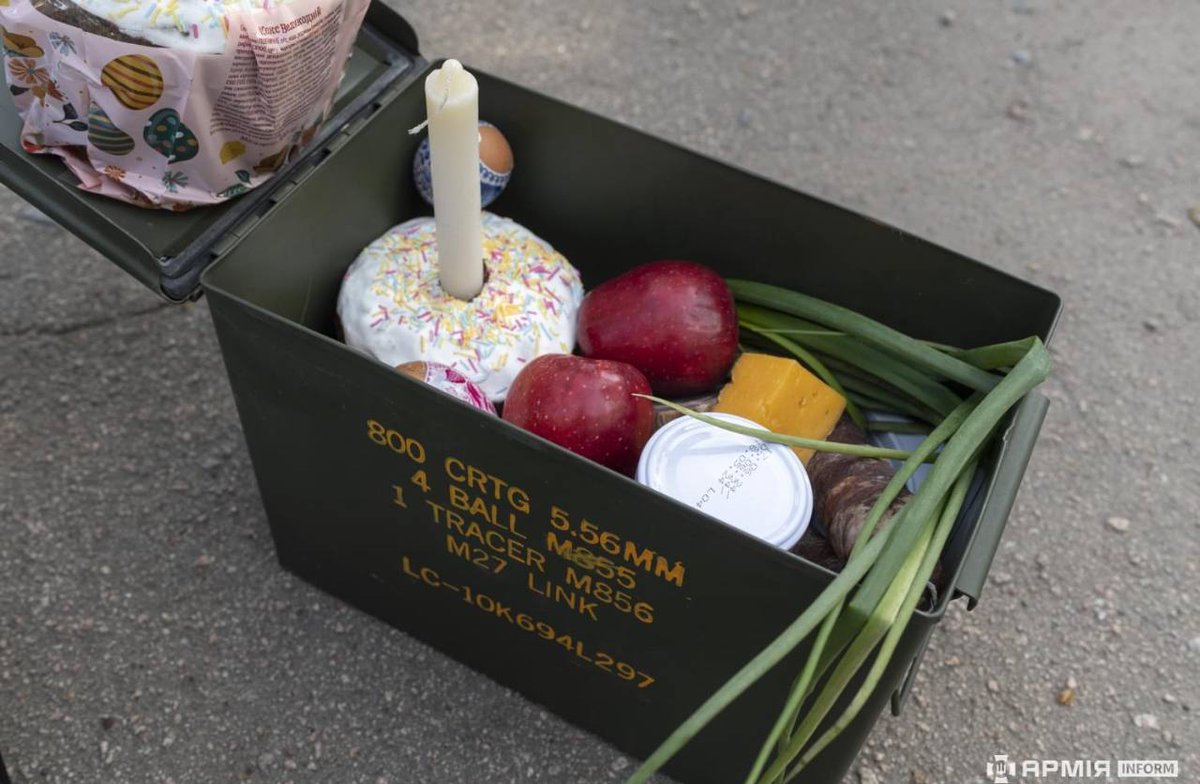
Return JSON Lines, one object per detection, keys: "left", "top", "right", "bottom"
{"left": 1, "top": 5, "right": 1060, "bottom": 782}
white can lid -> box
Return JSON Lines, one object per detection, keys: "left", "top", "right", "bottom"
{"left": 636, "top": 412, "right": 812, "bottom": 550}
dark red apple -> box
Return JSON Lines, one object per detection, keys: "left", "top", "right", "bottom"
{"left": 577, "top": 260, "right": 738, "bottom": 396}
{"left": 502, "top": 354, "right": 654, "bottom": 475}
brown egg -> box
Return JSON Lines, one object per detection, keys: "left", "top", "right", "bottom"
{"left": 395, "top": 361, "right": 428, "bottom": 380}
{"left": 479, "top": 123, "right": 513, "bottom": 175}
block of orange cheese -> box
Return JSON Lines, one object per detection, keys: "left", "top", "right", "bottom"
{"left": 713, "top": 353, "right": 846, "bottom": 464}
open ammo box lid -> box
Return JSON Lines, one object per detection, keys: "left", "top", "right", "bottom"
{"left": 0, "top": 2, "right": 423, "bottom": 301}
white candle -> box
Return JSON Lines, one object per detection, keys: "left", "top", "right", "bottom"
{"left": 425, "top": 59, "right": 484, "bottom": 301}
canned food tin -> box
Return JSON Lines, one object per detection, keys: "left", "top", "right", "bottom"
{"left": 636, "top": 413, "right": 813, "bottom": 550}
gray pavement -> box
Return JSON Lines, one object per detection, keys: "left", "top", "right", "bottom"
{"left": 2, "top": 1, "right": 1199, "bottom": 782}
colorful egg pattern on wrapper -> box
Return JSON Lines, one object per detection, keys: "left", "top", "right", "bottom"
{"left": 100, "top": 54, "right": 164, "bottom": 111}
{"left": 144, "top": 108, "right": 200, "bottom": 163}
{"left": 87, "top": 104, "right": 135, "bottom": 156}
{"left": 413, "top": 121, "right": 512, "bottom": 208}
{"left": 396, "top": 362, "right": 497, "bottom": 415}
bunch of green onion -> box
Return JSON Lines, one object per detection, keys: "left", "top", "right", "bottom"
{"left": 629, "top": 280, "right": 1052, "bottom": 784}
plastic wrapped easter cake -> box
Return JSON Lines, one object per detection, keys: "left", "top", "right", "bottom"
{"left": 1, "top": 0, "right": 370, "bottom": 209}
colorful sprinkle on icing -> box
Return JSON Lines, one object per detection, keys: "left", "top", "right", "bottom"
{"left": 71, "top": 0, "right": 301, "bottom": 51}
{"left": 338, "top": 213, "right": 584, "bottom": 402}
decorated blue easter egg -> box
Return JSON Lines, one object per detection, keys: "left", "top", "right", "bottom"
{"left": 143, "top": 108, "right": 199, "bottom": 164}
{"left": 413, "top": 120, "right": 513, "bottom": 208}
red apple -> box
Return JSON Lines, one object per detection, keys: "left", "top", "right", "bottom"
{"left": 577, "top": 260, "right": 738, "bottom": 396}
{"left": 502, "top": 354, "right": 654, "bottom": 475}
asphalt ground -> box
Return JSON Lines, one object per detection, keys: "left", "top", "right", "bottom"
{"left": 2, "top": 1, "right": 1198, "bottom": 782}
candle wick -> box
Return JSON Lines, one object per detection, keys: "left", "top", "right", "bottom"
{"left": 407, "top": 81, "right": 453, "bottom": 136}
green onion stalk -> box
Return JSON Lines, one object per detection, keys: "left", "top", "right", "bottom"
{"left": 626, "top": 282, "right": 1051, "bottom": 784}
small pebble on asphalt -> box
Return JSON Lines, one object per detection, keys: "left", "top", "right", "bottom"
{"left": 1011, "top": 49, "right": 1033, "bottom": 66}
{"left": 1132, "top": 713, "right": 1159, "bottom": 729}
{"left": 859, "top": 768, "right": 882, "bottom": 784}
{"left": 1155, "top": 212, "right": 1182, "bottom": 228}
{"left": 1006, "top": 99, "right": 1030, "bottom": 121}
{"left": 1106, "top": 516, "right": 1131, "bottom": 532}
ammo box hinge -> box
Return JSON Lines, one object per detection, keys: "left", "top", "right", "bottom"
{"left": 204, "top": 124, "right": 359, "bottom": 260}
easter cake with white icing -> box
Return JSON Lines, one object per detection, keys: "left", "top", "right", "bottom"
{"left": 338, "top": 212, "right": 586, "bottom": 403}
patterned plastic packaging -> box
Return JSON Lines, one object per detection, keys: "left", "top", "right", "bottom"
{"left": 1, "top": 0, "right": 369, "bottom": 209}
